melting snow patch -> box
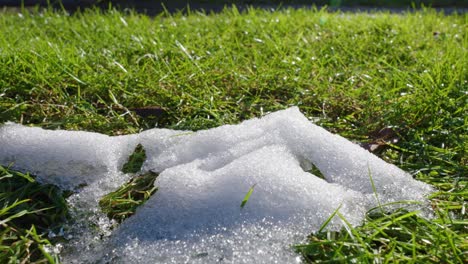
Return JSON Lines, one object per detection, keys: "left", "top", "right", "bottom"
{"left": 0, "top": 107, "right": 433, "bottom": 263}
{"left": 0, "top": 123, "right": 138, "bottom": 192}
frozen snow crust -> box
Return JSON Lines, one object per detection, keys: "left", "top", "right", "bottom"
{"left": 0, "top": 107, "right": 433, "bottom": 263}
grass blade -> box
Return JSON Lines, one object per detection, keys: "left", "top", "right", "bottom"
{"left": 240, "top": 183, "right": 257, "bottom": 208}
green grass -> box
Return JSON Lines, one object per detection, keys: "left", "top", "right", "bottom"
{"left": 297, "top": 207, "right": 467, "bottom": 262}
{"left": 0, "top": 166, "right": 66, "bottom": 263}
{"left": 99, "top": 171, "right": 158, "bottom": 222}
{"left": 0, "top": 5, "right": 466, "bottom": 263}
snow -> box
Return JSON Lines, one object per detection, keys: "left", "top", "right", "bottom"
{"left": 0, "top": 107, "right": 433, "bottom": 263}
{"left": 0, "top": 123, "right": 138, "bottom": 191}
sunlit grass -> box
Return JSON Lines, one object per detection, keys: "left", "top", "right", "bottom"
{"left": 297, "top": 206, "right": 466, "bottom": 263}
{"left": 0, "top": 5, "right": 466, "bottom": 263}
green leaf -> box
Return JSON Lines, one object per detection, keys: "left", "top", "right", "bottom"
{"left": 318, "top": 203, "right": 342, "bottom": 233}
{"left": 240, "top": 183, "right": 257, "bottom": 208}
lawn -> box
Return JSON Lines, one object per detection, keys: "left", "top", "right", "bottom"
{"left": 0, "top": 5, "right": 466, "bottom": 263}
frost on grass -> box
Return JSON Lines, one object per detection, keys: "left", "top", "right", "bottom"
{"left": 0, "top": 107, "right": 433, "bottom": 263}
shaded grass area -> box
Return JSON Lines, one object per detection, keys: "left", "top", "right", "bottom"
{"left": 99, "top": 145, "right": 158, "bottom": 222}
{"left": 99, "top": 172, "right": 158, "bottom": 223}
{"left": 0, "top": 166, "right": 67, "bottom": 263}
{"left": 100, "top": 145, "right": 158, "bottom": 223}
{"left": 0, "top": 6, "right": 466, "bottom": 263}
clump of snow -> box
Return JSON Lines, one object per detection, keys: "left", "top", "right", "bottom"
{"left": 0, "top": 107, "right": 433, "bottom": 263}
{"left": 106, "top": 107, "right": 432, "bottom": 263}
{"left": 139, "top": 107, "right": 431, "bottom": 203}
{"left": 117, "top": 145, "right": 368, "bottom": 238}
{"left": 107, "top": 145, "right": 368, "bottom": 263}
{"left": 0, "top": 122, "right": 138, "bottom": 191}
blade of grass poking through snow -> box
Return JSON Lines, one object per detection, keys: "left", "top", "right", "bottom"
{"left": 368, "top": 164, "right": 383, "bottom": 214}
{"left": 318, "top": 203, "right": 342, "bottom": 233}
{"left": 240, "top": 183, "right": 256, "bottom": 208}
{"left": 170, "top": 132, "right": 194, "bottom": 138}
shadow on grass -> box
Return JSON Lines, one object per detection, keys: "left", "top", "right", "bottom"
{"left": 1, "top": 0, "right": 467, "bottom": 15}
{"left": 0, "top": 166, "right": 68, "bottom": 263}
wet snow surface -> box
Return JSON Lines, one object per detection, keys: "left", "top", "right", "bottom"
{"left": 0, "top": 107, "right": 432, "bottom": 263}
